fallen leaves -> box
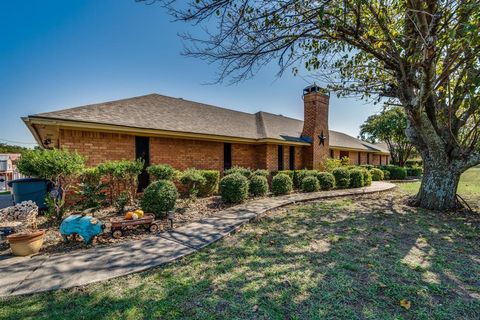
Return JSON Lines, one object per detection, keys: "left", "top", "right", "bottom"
{"left": 400, "top": 299, "right": 411, "bottom": 310}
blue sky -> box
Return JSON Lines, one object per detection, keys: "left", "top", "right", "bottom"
{"left": 0, "top": 0, "right": 382, "bottom": 146}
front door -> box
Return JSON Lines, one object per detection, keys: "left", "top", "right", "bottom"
{"left": 135, "top": 136, "right": 150, "bottom": 191}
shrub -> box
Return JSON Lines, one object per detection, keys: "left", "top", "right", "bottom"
{"left": 77, "top": 167, "right": 106, "bottom": 211}
{"left": 381, "top": 165, "right": 407, "bottom": 180}
{"left": 316, "top": 172, "right": 335, "bottom": 190}
{"left": 224, "top": 166, "right": 252, "bottom": 179}
{"left": 293, "top": 170, "right": 317, "bottom": 189}
{"left": 271, "top": 173, "right": 293, "bottom": 195}
{"left": 325, "top": 158, "right": 342, "bottom": 172}
{"left": 140, "top": 180, "right": 178, "bottom": 219}
{"left": 340, "top": 156, "right": 351, "bottom": 166}
{"left": 406, "top": 166, "right": 423, "bottom": 177}
{"left": 114, "top": 191, "right": 129, "bottom": 214}
{"left": 198, "top": 170, "right": 220, "bottom": 196}
{"left": 98, "top": 159, "right": 144, "bottom": 204}
{"left": 349, "top": 169, "right": 365, "bottom": 188}
{"left": 17, "top": 148, "right": 85, "bottom": 220}
{"left": 301, "top": 176, "right": 320, "bottom": 192}
{"left": 147, "top": 164, "right": 177, "bottom": 181}
{"left": 370, "top": 168, "right": 384, "bottom": 181}
{"left": 180, "top": 169, "right": 206, "bottom": 198}
{"left": 382, "top": 169, "right": 391, "bottom": 180}
{"left": 252, "top": 169, "right": 269, "bottom": 178}
{"left": 405, "top": 159, "right": 423, "bottom": 167}
{"left": 332, "top": 167, "right": 351, "bottom": 189}
{"left": 360, "top": 164, "right": 374, "bottom": 170}
{"left": 220, "top": 173, "right": 249, "bottom": 203}
{"left": 362, "top": 169, "right": 372, "bottom": 186}
{"left": 272, "top": 170, "right": 294, "bottom": 180}
{"left": 249, "top": 175, "right": 269, "bottom": 197}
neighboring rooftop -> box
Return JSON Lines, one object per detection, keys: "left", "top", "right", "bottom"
{"left": 28, "top": 93, "right": 389, "bottom": 153}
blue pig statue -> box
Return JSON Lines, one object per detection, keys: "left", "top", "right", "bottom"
{"left": 59, "top": 215, "right": 105, "bottom": 244}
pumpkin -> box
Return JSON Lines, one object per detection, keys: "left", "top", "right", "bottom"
{"left": 124, "top": 212, "right": 134, "bottom": 220}
{"left": 132, "top": 213, "right": 139, "bottom": 220}
{"left": 134, "top": 209, "right": 144, "bottom": 218}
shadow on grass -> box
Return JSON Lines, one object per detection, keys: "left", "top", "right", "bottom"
{"left": 1, "top": 192, "right": 479, "bottom": 319}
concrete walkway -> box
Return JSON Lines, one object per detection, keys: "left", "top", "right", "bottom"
{"left": 0, "top": 181, "right": 395, "bottom": 297}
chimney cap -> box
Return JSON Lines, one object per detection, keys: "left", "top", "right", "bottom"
{"left": 303, "top": 84, "right": 329, "bottom": 96}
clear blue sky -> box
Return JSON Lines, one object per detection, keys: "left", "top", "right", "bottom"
{"left": 0, "top": 0, "right": 382, "bottom": 147}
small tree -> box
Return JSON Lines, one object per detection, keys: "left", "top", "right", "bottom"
{"left": 17, "top": 148, "right": 85, "bottom": 219}
{"left": 98, "top": 159, "right": 144, "bottom": 204}
{"left": 360, "top": 107, "right": 414, "bottom": 166}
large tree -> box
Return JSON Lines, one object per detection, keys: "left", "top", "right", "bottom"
{"left": 360, "top": 107, "right": 414, "bottom": 166}
{"left": 140, "top": 0, "right": 480, "bottom": 210}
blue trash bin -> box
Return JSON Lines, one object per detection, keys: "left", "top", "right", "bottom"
{"left": 7, "top": 178, "right": 51, "bottom": 209}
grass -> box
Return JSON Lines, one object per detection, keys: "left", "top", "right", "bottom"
{"left": 0, "top": 190, "right": 10, "bottom": 195}
{"left": 1, "top": 192, "right": 479, "bottom": 319}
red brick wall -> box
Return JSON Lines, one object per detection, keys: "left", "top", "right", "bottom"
{"left": 150, "top": 137, "right": 223, "bottom": 170}
{"left": 60, "top": 129, "right": 135, "bottom": 166}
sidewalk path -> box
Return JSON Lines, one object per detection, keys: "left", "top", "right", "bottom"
{"left": 0, "top": 181, "right": 396, "bottom": 297}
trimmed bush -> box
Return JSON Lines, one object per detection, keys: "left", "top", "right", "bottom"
{"left": 180, "top": 169, "right": 206, "bottom": 198}
{"left": 362, "top": 169, "right": 372, "bottom": 186}
{"left": 301, "top": 176, "right": 320, "bottom": 192}
{"left": 220, "top": 173, "right": 249, "bottom": 203}
{"left": 271, "top": 173, "right": 293, "bottom": 195}
{"left": 249, "top": 175, "right": 269, "bottom": 197}
{"left": 146, "top": 164, "right": 177, "bottom": 181}
{"left": 198, "top": 170, "right": 220, "bottom": 197}
{"left": 382, "top": 169, "right": 391, "bottom": 180}
{"left": 360, "top": 164, "right": 374, "bottom": 170}
{"left": 316, "top": 172, "right": 335, "bottom": 190}
{"left": 141, "top": 180, "right": 178, "bottom": 219}
{"left": 406, "top": 166, "right": 423, "bottom": 177}
{"left": 325, "top": 158, "right": 342, "bottom": 172}
{"left": 271, "top": 170, "right": 294, "bottom": 180}
{"left": 370, "top": 168, "right": 384, "bottom": 181}
{"left": 293, "top": 170, "right": 317, "bottom": 189}
{"left": 382, "top": 165, "right": 407, "bottom": 180}
{"left": 252, "top": 169, "right": 269, "bottom": 178}
{"left": 332, "top": 167, "right": 351, "bottom": 189}
{"left": 224, "top": 166, "right": 252, "bottom": 179}
{"left": 349, "top": 169, "right": 365, "bottom": 188}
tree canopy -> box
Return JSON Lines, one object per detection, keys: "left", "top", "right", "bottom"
{"left": 360, "top": 107, "right": 414, "bottom": 166}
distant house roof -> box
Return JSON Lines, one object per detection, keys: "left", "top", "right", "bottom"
{"left": 28, "top": 93, "right": 389, "bottom": 153}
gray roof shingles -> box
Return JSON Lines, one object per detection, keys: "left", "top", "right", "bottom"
{"left": 31, "top": 93, "right": 389, "bottom": 153}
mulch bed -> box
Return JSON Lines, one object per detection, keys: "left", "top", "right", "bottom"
{"left": 0, "top": 196, "right": 234, "bottom": 256}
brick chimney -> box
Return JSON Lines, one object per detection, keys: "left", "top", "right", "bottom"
{"left": 301, "top": 85, "right": 330, "bottom": 170}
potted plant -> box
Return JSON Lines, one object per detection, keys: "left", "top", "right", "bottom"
{"left": 2, "top": 201, "right": 46, "bottom": 256}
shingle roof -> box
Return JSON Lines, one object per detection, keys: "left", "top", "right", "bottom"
{"left": 30, "top": 93, "right": 389, "bottom": 153}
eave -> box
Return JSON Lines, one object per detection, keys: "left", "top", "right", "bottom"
{"left": 24, "top": 116, "right": 312, "bottom": 147}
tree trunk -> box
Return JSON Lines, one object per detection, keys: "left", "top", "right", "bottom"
{"left": 413, "top": 162, "right": 462, "bottom": 210}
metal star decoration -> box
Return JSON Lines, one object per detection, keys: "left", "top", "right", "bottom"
{"left": 318, "top": 131, "right": 327, "bottom": 146}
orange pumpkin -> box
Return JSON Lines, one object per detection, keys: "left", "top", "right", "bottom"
{"left": 124, "top": 212, "right": 134, "bottom": 220}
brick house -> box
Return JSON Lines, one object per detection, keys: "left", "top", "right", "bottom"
{"left": 23, "top": 85, "right": 389, "bottom": 189}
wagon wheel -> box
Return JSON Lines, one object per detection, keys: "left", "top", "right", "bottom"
{"left": 149, "top": 223, "right": 159, "bottom": 233}
{"left": 112, "top": 229, "right": 123, "bottom": 239}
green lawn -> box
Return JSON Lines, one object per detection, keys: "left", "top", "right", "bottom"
{"left": 1, "top": 192, "right": 479, "bottom": 319}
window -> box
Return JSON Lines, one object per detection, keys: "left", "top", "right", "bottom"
{"left": 339, "top": 151, "right": 349, "bottom": 159}
{"left": 330, "top": 149, "right": 334, "bottom": 158}
{"left": 0, "top": 161, "right": 6, "bottom": 171}
{"left": 358, "top": 152, "right": 361, "bottom": 164}
{"left": 289, "top": 146, "right": 295, "bottom": 170}
{"left": 277, "top": 145, "right": 284, "bottom": 170}
{"left": 224, "top": 143, "right": 232, "bottom": 170}
{"left": 367, "top": 153, "right": 370, "bottom": 164}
